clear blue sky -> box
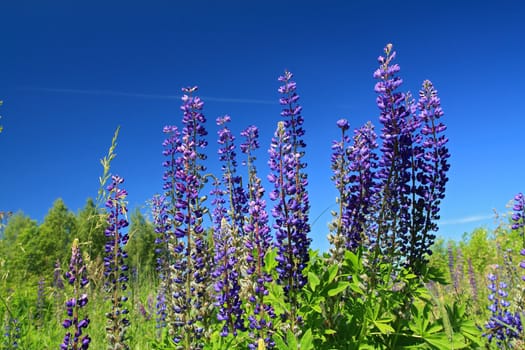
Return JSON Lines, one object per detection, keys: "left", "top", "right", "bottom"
{"left": 1, "top": 1, "right": 523, "bottom": 251}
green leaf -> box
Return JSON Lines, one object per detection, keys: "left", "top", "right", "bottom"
{"left": 299, "top": 329, "right": 314, "bottom": 350}
{"left": 308, "top": 271, "right": 320, "bottom": 291}
{"left": 327, "top": 281, "right": 349, "bottom": 296}
{"left": 286, "top": 329, "right": 298, "bottom": 349}
{"left": 373, "top": 320, "right": 395, "bottom": 334}
{"left": 327, "top": 264, "right": 338, "bottom": 283}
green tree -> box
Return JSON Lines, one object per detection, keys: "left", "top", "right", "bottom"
{"left": 126, "top": 209, "right": 157, "bottom": 281}
{"left": 26, "top": 199, "right": 76, "bottom": 276}
{"left": 76, "top": 198, "right": 107, "bottom": 260}
{"left": 0, "top": 211, "right": 39, "bottom": 284}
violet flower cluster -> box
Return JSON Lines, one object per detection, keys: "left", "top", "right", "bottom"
{"left": 364, "top": 44, "right": 449, "bottom": 272}
{"left": 164, "top": 87, "right": 211, "bottom": 346}
{"left": 211, "top": 115, "right": 248, "bottom": 337}
{"left": 511, "top": 193, "right": 525, "bottom": 282}
{"left": 373, "top": 43, "right": 415, "bottom": 258}
{"left": 3, "top": 317, "right": 20, "bottom": 349}
{"left": 151, "top": 194, "right": 171, "bottom": 330}
{"left": 241, "top": 125, "right": 275, "bottom": 348}
{"left": 329, "top": 119, "right": 379, "bottom": 261}
{"left": 104, "top": 175, "right": 130, "bottom": 349}
{"left": 268, "top": 70, "right": 310, "bottom": 328}
{"left": 61, "top": 239, "right": 90, "bottom": 350}
{"left": 483, "top": 269, "right": 522, "bottom": 345}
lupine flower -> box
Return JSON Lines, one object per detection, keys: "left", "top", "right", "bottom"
{"left": 408, "top": 80, "right": 450, "bottom": 268}
{"left": 211, "top": 116, "right": 248, "bottom": 337}
{"left": 373, "top": 43, "right": 416, "bottom": 259}
{"left": 483, "top": 268, "right": 522, "bottom": 345}
{"left": 164, "top": 86, "right": 211, "bottom": 346}
{"left": 216, "top": 115, "right": 248, "bottom": 231}
{"left": 268, "top": 71, "right": 310, "bottom": 329}
{"left": 329, "top": 119, "right": 379, "bottom": 262}
{"left": 212, "top": 219, "right": 245, "bottom": 337}
{"left": 467, "top": 258, "right": 479, "bottom": 304}
{"left": 372, "top": 44, "right": 449, "bottom": 273}
{"left": 3, "top": 318, "right": 20, "bottom": 349}
{"left": 447, "top": 243, "right": 456, "bottom": 291}
{"left": 61, "top": 239, "right": 91, "bottom": 350}
{"left": 104, "top": 175, "right": 130, "bottom": 349}
{"left": 151, "top": 194, "right": 170, "bottom": 331}
{"left": 511, "top": 193, "right": 525, "bottom": 281}
{"left": 54, "top": 259, "right": 65, "bottom": 290}
{"left": 36, "top": 277, "right": 45, "bottom": 327}
{"left": 512, "top": 193, "right": 525, "bottom": 232}
{"left": 241, "top": 125, "right": 275, "bottom": 348}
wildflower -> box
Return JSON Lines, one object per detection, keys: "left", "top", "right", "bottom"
{"left": 211, "top": 116, "right": 249, "bottom": 337}
{"left": 104, "top": 175, "right": 130, "bottom": 349}
{"left": 268, "top": 70, "right": 310, "bottom": 330}
{"left": 165, "top": 86, "right": 211, "bottom": 346}
{"left": 483, "top": 268, "right": 522, "bottom": 345}
{"left": 61, "top": 239, "right": 91, "bottom": 350}
{"left": 241, "top": 125, "right": 275, "bottom": 348}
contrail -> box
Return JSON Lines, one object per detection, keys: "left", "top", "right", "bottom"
{"left": 19, "top": 87, "right": 276, "bottom": 105}
{"left": 440, "top": 214, "right": 494, "bottom": 225}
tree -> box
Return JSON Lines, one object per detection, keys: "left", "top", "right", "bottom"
{"left": 0, "top": 211, "right": 39, "bottom": 283}
{"left": 27, "top": 199, "right": 76, "bottom": 276}
{"left": 76, "top": 198, "right": 107, "bottom": 260}
{"left": 126, "top": 209, "right": 157, "bottom": 281}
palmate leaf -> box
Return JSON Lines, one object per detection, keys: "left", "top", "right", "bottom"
{"left": 327, "top": 281, "right": 350, "bottom": 297}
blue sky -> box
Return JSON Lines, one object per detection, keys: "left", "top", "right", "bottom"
{"left": 0, "top": 1, "right": 523, "bottom": 251}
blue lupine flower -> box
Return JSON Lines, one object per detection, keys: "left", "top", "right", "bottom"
{"left": 61, "top": 239, "right": 91, "bottom": 350}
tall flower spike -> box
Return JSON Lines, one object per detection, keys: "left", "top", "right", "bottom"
{"left": 268, "top": 79, "right": 310, "bottom": 330}
{"left": 407, "top": 80, "right": 450, "bottom": 270}
{"left": 104, "top": 175, "right": 130, "bottom": 349}
{"left": 168, "top": 86, "right": 211, "bottom": 347}
{"left": 483, "top": 268, "right": 522, "bottom": 346}
{"left": 343, "top": 122, "right": 379, "bottom": 251}
{"left": 212, "top": 218, "right": 245, "bottom": 337}
{"left": 151, "top": 194, "right": 170, "bottom": 331}
{"left": 61, "top": 239, "right": 91, "bottom": 350}
{"left": 211, "top": 115, "right": 248, "bottom": 337}
{"left": 269, "top": 72, "right": 311, "bottom": 327}
{"left": 373, "top": 43, "right": 414, "bottom": 260}
{"left": 241, "top": 125, "right": 275, "bottom": 349}
{"left": 511, "top": 193, "right": 525, "bottom": 281}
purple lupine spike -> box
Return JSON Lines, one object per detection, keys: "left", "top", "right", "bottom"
{"left": 212, "top": 219, "right": 245, "bottom": 336}
{"left": 61, "top": 239, "right": 91, "bottom": 350}
{"left": 3, "top": 318, "right": 20, "bottom": 349}
{"left": 344, "top": 122, "right": 379, "bottom": 250}
{"left": 151, "top": 194, "right": 170, "bottom": 331}
{"left": 241, "top": 125, "right": 275, "bottom": 348}
{"left": 104, "top": 175, "right": 130, "bottom": 349}
{"left": 167, "top": 86, "right": 211, "bottom": 345}
{"left": 328, "top": 119, "right": 353, "bottom": 261}
{"left": 467, "top": 258, "right": 478, "bottom": 304}
{"left": 483, "top": 267, "right": 522, "bottom": 345}
{"left": 372, "top": 44, "right": 450, "bottom": 273}
{"left": 268, "top": 76, "right": 310, "bottom": 330}
{"left": 270, "top": 71, "right": 311, "bottom": 306}
{"left": 216, "top": 115, "right": 248, "bottom": 233}
{"left": 373, "top": 43, "right": 415, "bottom": 258}
{"left": 36, "top": 277, "right": 45, "bottom": 328}
{"left": 512, "top": 193, "right": 525, "bottom": 232}
{"left": 511, "top": 193, "right": 525, "bottom": 281}
{"left": 210, "top": 115, "right": 250, "bottom": 337}
{"left": 408, "top": 80, "right": 450, "bottom": 268}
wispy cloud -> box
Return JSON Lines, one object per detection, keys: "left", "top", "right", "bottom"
{"left": 19, "top": 87, "right": 276, "bottom": 105}
{"left": 440, "top": 214, "right": 494, "bottom": 225}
